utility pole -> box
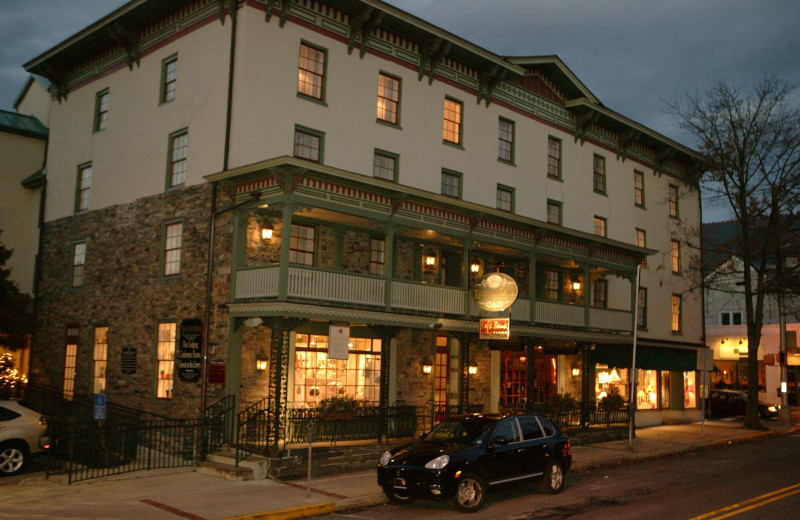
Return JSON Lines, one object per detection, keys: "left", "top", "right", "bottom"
{"left": 778, "top": 288, "right": 791, "bottom": 425}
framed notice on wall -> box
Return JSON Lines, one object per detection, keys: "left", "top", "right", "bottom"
{"left": 178, "top": 318, "right": 203, "bottom": 383}
{"left": 328, "top": 323, "right": 350, "bottom": 360}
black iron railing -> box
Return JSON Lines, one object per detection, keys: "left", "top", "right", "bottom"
{"left": 284, "top": 405, "right": 416, "bottom": 444}
{"left": 235, "top": 398, "right": 272, "bottom": 465}
{"left": 498, "top": 401, "right": 630, "bottom": 430}
{"left": 203, "top": 394, "right": 236, "bottom": 459}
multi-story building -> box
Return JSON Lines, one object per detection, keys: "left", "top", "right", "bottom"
{"left": 22, "top": 0, "right": 705, "bottom": 431}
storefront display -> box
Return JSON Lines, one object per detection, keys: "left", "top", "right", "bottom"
{"left": 684, "top": 371, "right": 697, "bottom": 408}
{"left": 595, "top": 365, "right": 628, "bottom": 402}
{"left": 637, "top": 369, "right": 658, "bottom": 410}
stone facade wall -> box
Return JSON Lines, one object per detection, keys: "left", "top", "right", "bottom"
{"left": 239, "top": 324, "right": 272, "bottom": 407}
{"left": 32, "top": 183, "right": 235, "bottom": 418}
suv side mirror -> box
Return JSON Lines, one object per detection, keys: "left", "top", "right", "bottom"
{"left": 491, "top": 436, "right": 509, "bottom": 446}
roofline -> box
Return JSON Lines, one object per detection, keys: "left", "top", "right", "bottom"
{"left": 505, "top": 55, "right": 600, "bottom": 104}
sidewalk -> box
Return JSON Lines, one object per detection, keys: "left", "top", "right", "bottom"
{"left": 2, "top": 418, "right": 798, "bottom": 520}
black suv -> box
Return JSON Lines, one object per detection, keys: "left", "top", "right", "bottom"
{"left": 707, "top": 389, "right": 779, "bottom": 419}
{"left": 376, "top": 413, "right": 572, "bottom": 513}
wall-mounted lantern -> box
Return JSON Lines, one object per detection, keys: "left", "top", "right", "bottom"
{"left": 255, "top": 353, "right": 268, "bottom": 372}
{"left": 422, "top": 358, "right": 433, "bottom": 375}
{"left": 468, "top": 364, "right": 478, "bottom": 375}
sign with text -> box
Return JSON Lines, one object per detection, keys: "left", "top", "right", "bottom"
{"left": 328, "top": 324, "right": 350, "bottom": 360}
{"left": 472, "top": 273, "right": 519, "bottom": 312}
{"left": 480, "top": 318, "right": 510, "bottom": 340}
{"left": 208, "top": 364, "right": 225, "bottom": 384}
{"left": 178, "top": 318, "right": 203, "bottom": 383}
{"left": 93, "top": 394, "right": 106, "bottom": 421}
{"left": 121, "top": 347, "right": 137, "bottom": 374}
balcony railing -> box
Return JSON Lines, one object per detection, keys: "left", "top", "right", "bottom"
{"left": 233, "top": 266, "right": 633, "bottom": 332}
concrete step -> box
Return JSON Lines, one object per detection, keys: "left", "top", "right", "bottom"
{"left": 195, "top": 460, "right": 253, "bottom": 482}
{"left": 206, "top": 450, "right": 270, "bottom": 480}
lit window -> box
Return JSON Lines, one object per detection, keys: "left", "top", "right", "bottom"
{"left": 370, "top": 238, "right": 385, "bottom": 276}
{"left": 164, "top": 222, "right": 183, "bottom": 276}
{"left": 298, "top": 43, "right": 326, "bottom": 100}
{"left": 634, "top": 170, "right": 644, "bottom": 206}
{"left": 293, "top": 334, "right": 381, "bottom": 408}
{"left": 161, "top": 55, "right": 178, "bottom": 103}
{"left": 93, "top": 326, "right": 108, "bottom": 394}
{"left": 434, "top": 335, "right": 450, "bottom": 407}
{"left": 290, "top": 224, "right": 315, "bottom": 266}
{"left": 593, "top": 155, "right": 606, "bottom": 193}
{"left": 636, "top": 228, "right": 647, "bottom": 264}
{"left": 672, "top": 294, "right": 682, "bottom": 332}
{"left": 671, "top": 239, "right": 680, "bottom": 273}
{"left": 156, "top": 323, "right": 176, "bottom": 399}
{"left": 94, "top": 89, "right": 109, "bottom": 131}
{"left": 63, "top": 326, "right": 79, "bottom": 401}
{"left": 498, "top": 118, "right": 514, "bottom": 162}
{"left": 76, "top": 163, "right": 92, "bottom": 213}
{"left": 547, "top": 137, "right": 561, "bottom": 179}
{"left": 373, "top": 150, "right": 397, "bottom": 181}
{"left": 377, "top": 73, "right": 400, "bottom": 124}
{"left": 499, "top": 350, "right": 527, "bottom": 407}
{"left": 547, "top": 200, "right": 562, "bottom": 225}
{"left": 294, "top": 127, "right": 323, "bottom": 163}
{"left": 594, "top": 216, "right": 607, "bottom": 237}
{"left": 637, "top": 288, "right": 647, "bottom": 329}
{"left": 168, "top": 130, "right": 188, "bottom": 188}
{"left": 72, "top": 241, "right": 86, "bottom": 288}
{"left": 442, "top": 98, "right": 462, "bottom": 145}
{"left": 637, "top": 370, "right": 658, "bottom": 410}
{"left": 669, "top": 185, "right": 679, "bottom": 217}
{"left": 496, "top": 185, "right": 513, "bottom": 212}
{"left": 683, "top": 371, "right": 696, "bottom": 408}
{"left": 441, "top": 170, "right": 461, "bottom": 198}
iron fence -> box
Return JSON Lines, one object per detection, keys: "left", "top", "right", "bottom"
{"left": 284, "top": 405, "right": 417, "bottom": 444}
{"left": 498, "top": 401, "right": 630, "bottom": 430}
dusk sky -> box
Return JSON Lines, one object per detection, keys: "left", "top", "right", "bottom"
{"left": 2, "top": 1, "right": 798, "bottom": 221}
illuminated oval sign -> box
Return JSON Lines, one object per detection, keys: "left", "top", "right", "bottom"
{"left": 471, "top": 272, "right": 519, "bottom": 312}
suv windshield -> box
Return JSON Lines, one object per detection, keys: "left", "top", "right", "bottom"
{"left": 426, "top": 416, "right": 495, "bottom": 445}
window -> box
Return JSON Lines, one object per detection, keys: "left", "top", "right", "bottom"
{"left": 161, "top": 55, "right": 178, "bottom": 103}
{"left": 593, "top": 279, "right": 607, "bottom": 308}
{"left": 297, "top": 43, "right": 326, "bottom": 101}
{"left": 720, "top": 311, "right": 743, "bottom": 326}
{"left": 156, "top": 322, "right": 176, "bottom": 399}
{"left": 593, "top": 155, "right": 606, "bottom": 193}
{"left": 496, "top": 185, "right": 514, "bottom": 212}
{"left": 544, "top": 270, "right": 559, "bottom": 301}
{"left": 634, "top": 170, "right": 644, "bottom": 206}
{"left": 294, "top": 127, "right": 323, "bottom": 163}
{"left": 593, "top": 216, "right": 607, "bottom": 237}
{"left": 547, "top": 137, "right": 562, "bottom": 179}
{"left": 442, "top": 97, "right": 463, "bottom": 145}
{"left": 376, "top": 73, "right": 400, "bottom": 124}
{"left": 370, "top": 237, "right": 385, "bottom": 276}
{"left": 636, "top": 228, "right": 647, "bottom": 264}
{"left": 500, "top": 350, "right": 527, "bottom": 407}
{"left": 75, "top": 163, "right": 92, "bottom": 213}
{"left": 168, "top": 129, "right": 188, "bottom": 188}
{"left": 293, "top": 334, "right": 381, "bottom": 407}
{"left": 672, "top": 294, "right": 682, "bottom": 333}
{"left": 671, "top": 239, "right": 680, "bottom": 273}
{"left": 93, "top": 326, "right": 108, "bottom": 394}
{"left": 373, "top": 150, "right": 398, "bottom": 181}
{"left": 94, "top": 89, "right": 109, "bottom": 131}
{"left": 669, "top": 185, "right": 679, "bottom": 217}
{"left": 63, "top": 326, "right": 79, "bottom": 400}
{"left": 164, "top": 222, "right": 183, "bottom": 276}
{"left": 498, "top": 118, "right": 514, "bottom": 163}
{"left": 289, "top": 224, "right": 315, "bottom": 265}
{"left": 434, "top": 336, "right": 450, "bottom": 407}
{"left": 637, "top": 287, "right": 647, "bottom": 329}
{"left": 547, "top": 200, "right": 562, "bottom": 225}
{"left": 684, "top": 371, "right": 696, "bottom": 408}
{"left": 72, "top": 241, "right": 86, "bottom": 288}
{"left": 637, "top": 370, "right": 658, "bottom": 410}
{"left": 441, "top": 170, "right": 461, "bottom": 199}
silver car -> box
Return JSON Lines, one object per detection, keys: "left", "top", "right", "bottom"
{"left": 0, "top": 400, "right": 48, "bottom": 476}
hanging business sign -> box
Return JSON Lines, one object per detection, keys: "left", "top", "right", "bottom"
{"left": 178, "top": 318, "right": 203, "bottom": 383}
{"left": 471, "top": 272, "right": 519, "bottom": 312}
{"left": 328, "top": 323, "right": 350, "bottom": 360}
{"left": 480, "top": 318, "right": 510, "bottom": 340}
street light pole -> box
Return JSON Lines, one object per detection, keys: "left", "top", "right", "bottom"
{"left": 629, "top": 264, "right": 641, "bottom": 449}
{"left": 778, "top": 288, "right": 791, "bottom": 425}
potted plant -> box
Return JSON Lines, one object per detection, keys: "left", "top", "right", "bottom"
{"left": 318, "top": 389, "right": 361, "bottom": 421}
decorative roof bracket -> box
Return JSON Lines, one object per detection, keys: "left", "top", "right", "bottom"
{"left": 653, "top": 147, "right": 676, "bottom": 177}
{"left": 265, "top": 0, "right": 290, "bottom": 27}
{"left": 109, "top": 21, "right": 141, "bottom": 71}
{"left": 347, "top": 8, "right": 384, "bottom": 59}
{"left": 477, "top": 66, "right": 506, "bottom": 107}
{"left": 418, "top": 39, "right": 451, "bottom": 84}
{"left": 273, "top": 168, "right": 306, "bottom": 194}
{"left": 616, "top": 130, "right": 640, "bottom": 162}
{"left": 573, "top": 111, "right": 599, "bottom": 145}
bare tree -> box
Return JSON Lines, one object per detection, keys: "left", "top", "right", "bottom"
{"left": 667, "top": 75, "right": 800, "bottom": 429}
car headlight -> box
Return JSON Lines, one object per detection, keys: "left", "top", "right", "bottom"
{"left": 768, "top": 406, "right": 777, "bottom": 412}
{"left": 424, "top": 454, "right": 449, "bottom": 470}
{"left": 379, "top": 451, "right": 392, "bottom": 466}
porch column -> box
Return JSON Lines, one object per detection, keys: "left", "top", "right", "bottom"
{"left": 374, "top": 325, "right": 397, "bottom": 443}
{"left": 267, "top": 317, "right": 304, "bottom": 450}
{"left": 456, "top": 333, "right": 472, "bottom": 410}
{"left": 383, "top": 224, "right": 395, "bottom": 310}
{"left": 526, "top": 337, "right": 537, "bottom": 406}
{"left": 462, "top": 238, "right": 472, "bottom": 318}
{"left": 580, "top": 342, "right": 594, "bottom": 428}
{"left": 528, "top": 253, "right": 537, "bottom": 325}
{"left": 277, "top": 201, "right": 294, "bottom": 300}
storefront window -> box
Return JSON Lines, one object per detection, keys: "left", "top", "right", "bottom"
{"left": 637, "top": 369, "right": 658, "bottom": 410}
{"left": 595, "top": 366, "right": 628, "bottom": 402}
{"left": 293, "top": 334, "right": 381, "bottom": 408}
{"left": 684, "top": 371, "right": 697, "bottom": 408}
{"left": 661, "top": 371, "right": 671, "bottom": 409}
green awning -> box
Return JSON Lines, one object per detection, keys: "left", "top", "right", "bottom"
{"left": 592, "top": 344, "right": 697, "bottom": 372}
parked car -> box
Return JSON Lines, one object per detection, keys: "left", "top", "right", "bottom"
{"left": 707, "top": 390, "right": 779, "bottom": 419}
{"left": 377, "top": 413, "right": 572, "bottom": 513}
{"left": 0, "top": 400, "right": 49, "bottom": 476}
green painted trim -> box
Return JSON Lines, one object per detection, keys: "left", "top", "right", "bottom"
{"left": 74, "top": 162, "right": 92, "bottom": 215}
{"left": 159, "top": 53, "right": 178, "bottom": 105}
{"left": 383, "top": 226, "right": 395, "bottom": 310}
{"left": 297, "top": 40, "right": 329, "bottom": 104}
{"left": 373, "top": 148, "right": 399, "bottom": 183}
{"left": 165, "top": 128, "right": 188, "bottom": 191}
{"left": 377, "top": 70, "right": 402, "bottom": 127}
{"left": 293, "top": 124, "right": 325, "bottom": 164}
{"left": 93, "top": 88, "right": 108, "bottom": 133}
{"left": 496, "top": 183, "right": 515, "bottom": 213}
{"left": 278, "top": 202, "right": 294, "bottom": 299}
{"left": 159, "top": 219, "right": 184, "bottom": 279}
{"left": 441, "top": 168, "right": 463, "bottom": 199}
{"left": 497, "top": 117, "right": 515, "bottom": 165}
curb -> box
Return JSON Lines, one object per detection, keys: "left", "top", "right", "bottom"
{"left": 217, "top": 502, "right": 335, "bottom": 520}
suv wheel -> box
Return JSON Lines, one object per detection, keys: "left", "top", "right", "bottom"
{"left": 540, "top": 460, "right": 564, "bottom": 494}
{"left": 0, "top": 441, "right": 28, "bottom": 477}
{"left": 450, "top": 472, "right": 487, "bottom": 513}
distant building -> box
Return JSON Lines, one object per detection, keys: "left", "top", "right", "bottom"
{"left": 21, "top": 0, "right": 705, "bottom": 431}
